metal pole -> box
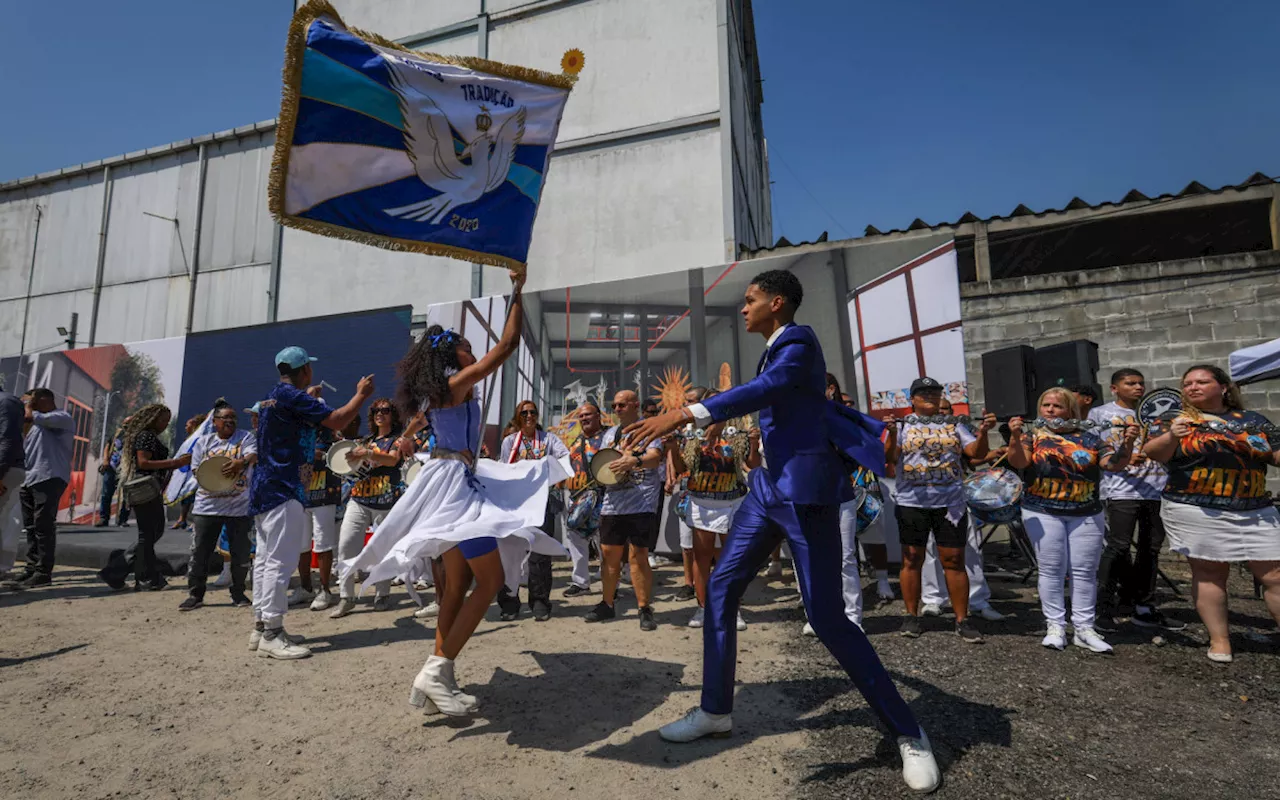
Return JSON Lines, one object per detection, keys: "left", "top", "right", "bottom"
{"left": 638, "top": 311, "right": 650, "bottom": 400}
{"left": 67, "top": 312, "right": 79, "bottom": 350}
{"left": 18, "top": 205, "right": 43, "bottom": 375}
{"left": 88, "top": 165, "right": 113, "bottom": 346}
{"left": 184, "top": 143, "right": 209, "bottom": 335}
{"left": 267, "top": 222, "right": 283, "bottom": 322}
{"left": 99, "top": 391, "right": 112, "bottom": 461}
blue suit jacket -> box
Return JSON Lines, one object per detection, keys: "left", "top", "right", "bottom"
{"left": 701, "top": 324, "right": 886, "bottom": 506}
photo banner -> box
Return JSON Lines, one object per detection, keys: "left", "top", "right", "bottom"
{"left": 269, "top": 0, "right": 582, "bottom": 273}
{"left": 848, "top": 241, "right": 971, "bottom": 420}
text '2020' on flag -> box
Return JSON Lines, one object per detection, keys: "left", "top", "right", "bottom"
{"left": 268, "top": 0, "right": 582, "bottom": 273}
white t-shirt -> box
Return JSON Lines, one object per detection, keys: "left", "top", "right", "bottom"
{"left": 191, "top": 429, "right": 257, "bottom": 517}
{"left": 1088, "top": 401, "right": 1167, "bottom": 501}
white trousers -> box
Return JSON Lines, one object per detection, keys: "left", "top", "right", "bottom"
{"left": 0, "top": 468, "right": 26, "bottom": 572}
{"left": 337, "top": 502, "right": 390, "bottom": 599}
{"left": 921, "top": 517, "right": 992, "bottom": 609}
{"left": 563, "top": 525, "right": 593, "bottom": 589}
{"left": 837, "top": 497, "right": 863, "bottom": 627}
{"left": 1022, "top": 508, "right": 1106, "bottom": 630}
{"left": 304, "top": 505, "right": 338, "bottom": 554}
{"left": 253, "top": 500, "right": 306, "bottom": 628}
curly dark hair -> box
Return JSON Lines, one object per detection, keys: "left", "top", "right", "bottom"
{"left": 365, "top": 396, "right": 403, "bottom": 440}
{"left": 750, "top": 269, "right": 803, "bottom": 310}
{"left": 397, "top": 325, "right": 464, "bottom": 415}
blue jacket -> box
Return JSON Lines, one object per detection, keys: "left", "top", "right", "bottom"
{"left": 701, "top": 324, "right": 886, "bottom": 506}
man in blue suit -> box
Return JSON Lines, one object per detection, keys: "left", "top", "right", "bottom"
{"left": 624, "top": 270, "right": 940, "bottom": 793}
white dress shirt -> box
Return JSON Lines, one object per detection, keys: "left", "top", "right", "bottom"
{"left": 687, "top": 324, "right": 790, "bottom": 427}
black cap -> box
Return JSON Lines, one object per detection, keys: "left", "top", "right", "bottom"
{"left": 910, "top": 376, "right": 942, "bottom": 395}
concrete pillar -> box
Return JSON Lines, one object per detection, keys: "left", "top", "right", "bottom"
{"left": 638, "top": 312, "right": 650, "bottom": 400}
{"left": 828, "top": 248, "right": 857, "bottom": 396}
{"left": 974, "top": 221, "right": 992, "bottom": 282}
{"left": 688, "top": 270, "right": 709, "bottom": 386}
{"left": 1270, "top": 185, "right": 1280, "bottom": 251}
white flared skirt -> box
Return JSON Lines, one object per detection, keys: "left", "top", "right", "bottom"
{"left": 340, "top": 455, "right": 569, "bottom": 596}
{"left": 1161, "top": 499, "right": 1280, "bottom": 562}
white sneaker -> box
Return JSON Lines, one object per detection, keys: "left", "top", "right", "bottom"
{"left": 391, "top": 576, "right": 406, "bottom": 586}
{"left": 897, "top": 729, "right": 941, "bottom": 793}
{"left": 976, "top": 605, "right": 1005, "bottom": 622}
{"left": 876, "top": 580, "right": 894, "bottom": 602}
{"left": 1042, "top": 623, "right": 1066, "bottom": 650}
{"left": 765, "top": 561, "right": 783, "bottom": 578}
{"left": 256, "top": 630, "right": 312, "bottom": 660}
{"left": 328, "top": 598, "right": 356, "bottom": 619}
{"left": 413, "top": 578, "right": 432, "bottom": 591}
{"left": 309, "top": 590, "right": 335, "bottom": 612}
{"left": 648, "top": 554, "right": 659, "bottom": 568}
{"left": 688, "top": 607, "right": 705, "bottom": 628}
{"left": 211, "top": 565, "right": 232, "bottom": 588}
{"left": 921, "top": 603, "right": 942, "bottom": 617}
{"left": 658, "top": 708, "right": 732, "bottom": 742}
{"left": 287, "top": 587, "right": 315, "bottom": 607}
{"left": 414, "top": 601, "right": 440, "bottom": 619}
{"left": 1073, "top": 627, "right": 1113, "bottom": 654}
{"left": 802, "top": 622, "right": 816, "bottom": 637}
{"left": 736, "top": 612, "right": 747, "bottom": 631}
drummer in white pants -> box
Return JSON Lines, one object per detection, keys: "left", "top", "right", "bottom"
{"left": 559, "top": 402, "right": 609, "bottom": 597}
{"left": 920, "top": 519, "right": 1003, "bottom": 620}
{"left": 329, "top": 400, "right": 406, "bottom": 618}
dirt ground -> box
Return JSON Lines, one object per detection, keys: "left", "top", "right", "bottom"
{"left": 1, "top": 553, "right": 1277, "bottom": 800}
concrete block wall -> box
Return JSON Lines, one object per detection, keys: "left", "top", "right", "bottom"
{"left": 960, "top": 249, "right": 1280, "bottom": 492}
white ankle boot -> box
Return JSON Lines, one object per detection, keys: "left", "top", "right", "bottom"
{"left": 409, "top": 656, "right": 470, "bottom": 716}
{"left": 439, "top": 657, "right": 479, "bottom": 712}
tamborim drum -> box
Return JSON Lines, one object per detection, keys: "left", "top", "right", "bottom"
{"left": 1137, "top": 388, "right": 1183, "bottom": 428}
{"left": 403, "top": 459, "right": 423, "bottom": 485}
{"left": 195, "top": 456, "right": 237, "bottom": 493}
{"left": 325, "top": 440, "right": 363, "bottom": 477}
{"left": 963, "top": 467, "right": 1023, "bottom": 526}
{"left": 589, "top": 447, "right": 629, "bottom": 487}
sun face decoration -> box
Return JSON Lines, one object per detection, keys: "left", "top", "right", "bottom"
{"left": 654, "top": 364, "right": 692, "bottom": 414}
{"left": 561, "top": 49, "right": 585, "bottom": 76}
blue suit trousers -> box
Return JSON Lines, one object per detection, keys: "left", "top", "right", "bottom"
{"left": 701, "top": 468, "right": 921, "bottom": 739}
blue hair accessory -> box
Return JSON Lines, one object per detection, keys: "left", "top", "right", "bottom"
{"left": 430, "top": 329, "right": 460, "bottom": 348}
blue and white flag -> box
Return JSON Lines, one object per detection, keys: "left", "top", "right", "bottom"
{"left": 270, "top": 0, "right": 581, "bottom": 272}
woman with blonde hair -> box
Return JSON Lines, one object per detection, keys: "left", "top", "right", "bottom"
{"left": 1007, "top": 387, "right": 1140, "bottom": 653}
{"left": 1143, "top": 364, "right": 1280, "bottom": 663}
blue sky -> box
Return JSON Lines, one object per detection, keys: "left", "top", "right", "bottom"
{"left": 3, "top": 1, "right": 1277, "bottom": 244}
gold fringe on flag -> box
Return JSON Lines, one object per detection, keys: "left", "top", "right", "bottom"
{"left": 268, "top": 0, "right": 582, "bottom": 275}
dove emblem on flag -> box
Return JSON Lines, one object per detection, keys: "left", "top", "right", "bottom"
{"left": 381, "top": 58, "right": 527, "bottom": 225}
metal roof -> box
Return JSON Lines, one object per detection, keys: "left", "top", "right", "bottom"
{"left": 751, "top": 171, "right": 1278, "bottom": 254}
{"left": 0, "top": 120, "right": 279, "bottom": 192}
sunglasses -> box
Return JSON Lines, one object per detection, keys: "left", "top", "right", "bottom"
{"left": 519, "top": 410, "right": 538, "bottom": 417}
{"left": 373, "top": 407, "right": 394, "bottom": 415}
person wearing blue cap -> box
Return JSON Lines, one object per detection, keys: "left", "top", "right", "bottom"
{"left": 247, "top": 346, "right": 373, "bottom": 660}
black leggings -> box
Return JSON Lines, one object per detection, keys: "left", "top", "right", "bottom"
{"left": 132, "top": 497, "right": 167, "bottom": 585}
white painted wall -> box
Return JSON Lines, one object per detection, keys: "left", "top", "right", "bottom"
{"left": 524, "top": 127, "right": 726, "bottom": 291}
{"left": 321, "top": 0, "right": 481, "bottom": 39}
{"left": 490, "top": 0, "right": 720, "bottom": 142}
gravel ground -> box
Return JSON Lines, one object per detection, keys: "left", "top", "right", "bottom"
{"left": 1, "top": 551, "right": 1276, "bottom": 799}
{"left": 782, "top": 552, "right": 1280, "bottom": 800}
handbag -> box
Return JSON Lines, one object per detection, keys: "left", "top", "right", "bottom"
{"left": 123, "top": 473, "right": 161, "bottom": 506}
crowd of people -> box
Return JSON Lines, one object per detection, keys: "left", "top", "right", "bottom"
{"left": 1, "top": 267, "right": 1278, "bottom": 794}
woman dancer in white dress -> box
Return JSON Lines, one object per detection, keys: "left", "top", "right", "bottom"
{"left": 340, "top": 271, "right": 567, "bottom": 716}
